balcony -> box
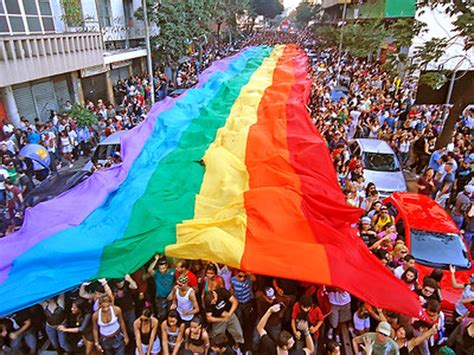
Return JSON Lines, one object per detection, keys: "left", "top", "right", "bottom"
{"left": 0, "top": 32, "right": 104, "bottom": 87}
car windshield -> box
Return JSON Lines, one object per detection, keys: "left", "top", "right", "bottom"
{"left": 363, "top": 152, "right": 399, "bottom": 172}
{"left": 410, "top": 229, "right": 471, "bottom": 270}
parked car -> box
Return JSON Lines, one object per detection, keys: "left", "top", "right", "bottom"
{"left": 350, "top": 139, "right": 407, "bottom": 198}
{"left": 25, "top": 169, "right": 91, "bottom": 207}
{"left": 383, "top": 192, "right": 473, "bottom": 321}
{"left": 82, "top": 130, "right": 127, "bottom": 172}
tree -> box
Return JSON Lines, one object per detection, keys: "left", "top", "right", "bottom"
{"left": 294, "top": 0, "right": 321, "bottom": 28}
{"left": 69, "top": 103, "right": 97, "bottom": 129}
{"left": 413, "top": 1, "right": 473, "bottom": 147}
{"left": 251, "top": 0, "right": 284, "bottom": 19}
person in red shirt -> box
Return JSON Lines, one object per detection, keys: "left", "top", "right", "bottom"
{"left": 291, "top": 295, "right": 323, "bottom": 352}
{"left": 175, "top": 259, "right": 198, "bottom": 288}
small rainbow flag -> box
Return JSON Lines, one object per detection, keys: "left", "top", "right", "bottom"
{"left": 0, "top": 45, "right": 421, "bottom": 317}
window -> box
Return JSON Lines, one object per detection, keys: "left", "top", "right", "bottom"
{"left": 410, "top": 229, "right": 471, "bottom": 270}
{"left": 27, "top": 16, "right": 41, "bottom": 31}
{"left": 9, "top": 16, "right": 25, "bottom": 32}
{"left": 41, "top": 16, "right": 54, "bottom": 31}
{"left": 1, "top": 0, "right": 55, "bottom": 34}
{"left": 38, "top": 0, "right": 52, "bottom": 15}
{"left": 98, "top": 0, "right": 111, "bottom": 27}
{"left": 0, "top": 16, "right": 8, "bottom": 33}
{"left": 5, "top": 0, "right": 21, "bottom": 14}
{"left": 23, "top": 0, "right": 38, "bottom": 15}
{"left": 362, "top": 152, "right": 400, "bottom": 172}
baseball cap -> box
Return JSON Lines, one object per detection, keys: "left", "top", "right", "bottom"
{"left": 265, "top": 287, "right": 276, "bottom": 300}
{"left": 361, "top": 217, "right": 371, "bottom": 224}
{"left": 376, "top": 321, "right": 391, "bottom": 336}
{"left": 464, "top": 185, "right": 474, "bottom": 194}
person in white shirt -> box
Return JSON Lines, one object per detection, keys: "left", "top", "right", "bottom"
{"left": 394, "top": 255, "right": 416, "bottom": 279}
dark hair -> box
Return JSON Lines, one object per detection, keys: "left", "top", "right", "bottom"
{"left": 423, "top": 277, "right": 438, "bottom": 290}
{"left": 398, "top": 324, "right": 415, "bottom": 340}
{"left": 401, "top": 267, "right": 418, "bottom": 283}
{"left": 203, "top": 291, "right": 214, "bottom": 308}
{"left": 142, "top": 308, "right": 152, "bottom": 318}
{"left": 426, "top": 299, "right": 441, "bottom": 314}
{"left": 428, "top": 268, "right": 444, "bottom": 283}
{"left": 178, "top": 259, "right": 190, "bottom": 270}
{"left": 73, "top": 298, "right": 91, "bottom": 315}
{"left": 300, "top": 295, "right": 312, "bottom": 308}
{"left": 210, "top": 333, "right": 228, "bottom": 348}
{"left": 167, "top": 309, "right": 179, "bottom": 320}
{"left": 404, "top": 254, "right": 415, "bottom": 263}
{"left": 206, "top": 263, "right": 218, "bottom": 274}
{"left": 327, "top": 340, "right": 341, "bottom": 353}
{"left": 276, "top": 330, "right": 293, "bottom": 348}
{"left": 188, "top": 315, "right": 201, "bottom": 326}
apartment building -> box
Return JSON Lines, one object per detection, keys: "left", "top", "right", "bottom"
{"left": 0, "top": 0, "right": 148, "bottom": 127}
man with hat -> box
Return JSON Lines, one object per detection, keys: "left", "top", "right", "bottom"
{"left": 352, "top": 321, "right": 399, "bottom": 354}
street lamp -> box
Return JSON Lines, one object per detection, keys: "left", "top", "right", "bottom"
{"left": 336, "top": 0, "right": 348, "bottom": 86}
{"left": 142, "top": 0, "right": 155, "bottom": 105}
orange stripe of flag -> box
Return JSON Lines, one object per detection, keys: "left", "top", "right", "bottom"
{"left": 241, "top": 45, "right": 332, "bottom": 284}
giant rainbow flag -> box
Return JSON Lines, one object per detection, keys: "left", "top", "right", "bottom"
{"left": 0, "top": 45, "right": 421, "bottom": 317}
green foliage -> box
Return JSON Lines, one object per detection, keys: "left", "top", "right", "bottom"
{"left": 251, "top": 0, "right": 284, "bottom": 19}
{"left": 388, "top": 18, "right": 426, "bottom": 48}
{"left": 60, "top": 0, "right": 83, "bottom": 27}
{"left": 69, "top": 103, "right": 98, "bottom": 129}
{"left": 136, "top": 0, "right": 251, "bottom": 67}
{"left": 419, "top": 71, "right": 449, "bottom": 90}
{"left": 294, "top": 0, "right": 321, "bottom": 27}
{"left": 418, "top": 0, "right": 473, "bottom": 50}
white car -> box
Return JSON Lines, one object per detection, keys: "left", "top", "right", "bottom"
{"left": 82, "top": 130, "right": 127, "bottom": 172}
{"left": 349, "top": 139, "right": 407, "bottom": 198}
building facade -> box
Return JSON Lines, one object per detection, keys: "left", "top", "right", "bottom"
{"left": 0, "top": 0, "right": 148, "bottom": 127}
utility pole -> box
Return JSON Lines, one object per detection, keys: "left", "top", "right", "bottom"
{"left": 336, "top": 0, "right": 348, "bottom": 86}
{"left": 142, "top": 0, "right": 155, "bottom": 104}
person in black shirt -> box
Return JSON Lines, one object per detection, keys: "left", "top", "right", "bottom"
{"left": 204, "top": 287, "right": 244, "bottom": 352}
{"left": 5, "top": 309, "right": 37, "bottom": 354}
{"left": 112, "top": 275, "right": 138, "bottom": 337}
{"left": 256, "top": 304, "right": 314, "bottom": 355}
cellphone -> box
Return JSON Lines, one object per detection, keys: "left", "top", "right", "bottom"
{"left": 278, "top": 302, "right": 286, "bottom": 310}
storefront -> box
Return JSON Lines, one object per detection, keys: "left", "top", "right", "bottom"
{"left": 12, "top": 75, "right": 73, "bottom": 122}
{"left": 80, "top": 65, "right": 109, "bottom": 103}
{"left": 110, "top": 61, "right": 132, "bottom": 85}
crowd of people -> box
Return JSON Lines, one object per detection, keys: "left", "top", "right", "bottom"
{"left": 1, "top": 30, "right": 474, "bottom": 354}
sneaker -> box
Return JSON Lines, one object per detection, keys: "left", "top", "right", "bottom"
{"left": 327, "top": 327, "right": 333, "bottom": 340}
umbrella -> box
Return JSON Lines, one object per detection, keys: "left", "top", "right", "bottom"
{"left": 19, "top": 144, "right": 50, "bottom": 171}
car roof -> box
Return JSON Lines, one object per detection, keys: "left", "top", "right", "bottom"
{"left": 386, "top": 192, "right": 459, "bottom": 234}
{"left": 355, "top": 139, "right": 394, "bottom": 154}
{"left": 99, "top": 130, "right": 128, "bottom": 145}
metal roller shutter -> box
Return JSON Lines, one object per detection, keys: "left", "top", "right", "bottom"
{"left": 53, "top": 78, "right": 72, "bottom": 113}
{"left": 13, "top": 85, "right": 38, "bottom": 122}
{"left": 32, "top": 80, "right": 58, "bottom": 122}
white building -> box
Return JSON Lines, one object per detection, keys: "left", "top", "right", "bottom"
{"left": 409, "top": 5, "right": 474, "bottom": 72}
{"left": 0, "top": 0, "right": 149, "bottom": 127}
